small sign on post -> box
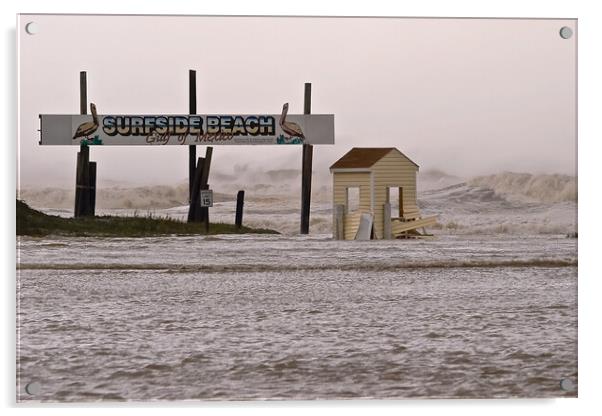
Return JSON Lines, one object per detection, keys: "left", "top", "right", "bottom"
{"left": 200, "top": 190, "right": 213, "bottom": 208}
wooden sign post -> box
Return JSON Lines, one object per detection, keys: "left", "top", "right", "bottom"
{"left": 199, "top": 146, "right": 212, "bottom": 223}
{"left": 235, "top": 190, "right": 245, "bottom": 229}
{"left": 189, "top": 70, "right": 197, "bottom": 204}
{"left": 187, "top": 146, "right": 213, "bottom": 224}
{"left": 74, "top": 71, "right": 96, "bottom": 217}
{"left": 187, "top": 157, "right": 204, "bottom": 223}
{"left": 300, "top": 82, "right": 313, "bottom": 234}
{"left": 187, "top": 69, "right": 214, "bottom": 226}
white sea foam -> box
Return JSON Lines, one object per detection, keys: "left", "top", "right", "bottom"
{"left": 467, "top": 172, "right": 577, "bottom": 203}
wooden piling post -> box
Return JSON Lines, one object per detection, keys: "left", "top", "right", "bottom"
{"left": 74, "top": 71, "right": 96, "bottom": 217}
{"left": 74, "top": 71, "right": 87, "bottom": 217}
{"left": 79, "top": 72, "right": 89, "bottom": 217}
{"left": 300, "top": 82, "right": 313, "bottom": 234}
{"left": 89, "top": 162, "right": 97, "bottom": 215}
{"left": 80, "top": 146, "right": 90, "bottom": 216}
{"left": 189, "top": 69, "right": 197, "bottom": 203}
{"left": 187, "top": 157, "right": 204, "bottom": 223}
{"left": 74, "top": 151, "right": 84, "bottom": 216}
{"left": 79, "top": 71, "right": 87, "bottom": 115}
{"left": 74, "top": 144, "right": 91, "bottom": 217}
{"left": 199, "top": 147, "right": 213, "bottom": 223}
{"left": 203, "top": 184, "right": 210, "bottom": 234}
{"left": 235, "top": 190, "right": 245, "bottom": 229}
{"left": 187, "top": 146, "right": 213, "bottom": 224}
{"left": 75, "top": 144, "right": 91, "bottom": 217}
{"left": 383, "top": 203, "right": 392, "bottom": 240}
{"left": 334, "top": 204, "right": 344, "bottom": 240}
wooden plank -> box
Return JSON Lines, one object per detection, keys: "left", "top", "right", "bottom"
{"left": 391, "top": 216, "right": 437, "bottom": 235}
{"left": 402, "top": 210, "right": 420, "bottom": 219}
{"left": 355, "top": 213, "right": 373, "bottom": 240}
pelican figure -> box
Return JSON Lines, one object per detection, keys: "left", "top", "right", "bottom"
{"left": 73, "top": 103, "right": 99, "bottom": 141}
{"left": 279, "top": 103, "right": 305, "bottom": 140}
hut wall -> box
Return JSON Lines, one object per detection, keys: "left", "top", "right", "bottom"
{"left": 332, "top": 172, "right": 372, "bottom": 214}
{"left": 343, "top": 211, "right": 362, "bottom": 240}
{"left": 333, "top": 172, "right": 372, "bottom": 239}
{"left": 372, "top": 152, "right": 419, "bottom": 237}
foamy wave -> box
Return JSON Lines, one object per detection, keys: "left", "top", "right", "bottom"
{"left": 417, "top": 172, "right": 577, "bottom": 236}
{"left": 18, "top": 185, "right": 238, "bottom": 210}
{"left": 430, "top": 219, "right": 576, "bottom": 236}
{"left": 418, "top": 169, "right": 464, "bottom": 191}
{"left": 17, "top": 258, "right": 577, "bottom": 272}
{"left": 18, "top": 185, "right": 188, "bottom": 210}
{"left": 18, "top": 170, "right": 577, "bottom": 236}
{"left": 468, "top": 172, "right": 577, "bottom": 203}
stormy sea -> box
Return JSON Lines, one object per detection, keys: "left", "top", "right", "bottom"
{"left": 16, "top": 170, "right": 578, "bottom": 401}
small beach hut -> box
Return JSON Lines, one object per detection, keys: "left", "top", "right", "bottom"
{"left": 329, "top": 147, "right": 436, "bottom": 240}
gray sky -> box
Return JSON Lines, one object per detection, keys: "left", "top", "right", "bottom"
{"left": 18, "top": 15, "right": 576, "bottom": 187}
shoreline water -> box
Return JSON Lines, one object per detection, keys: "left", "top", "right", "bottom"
{"left": 16, "top": 233, "right": 577, "bottom": 401}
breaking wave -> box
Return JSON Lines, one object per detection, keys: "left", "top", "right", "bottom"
{"left": 417, "top": 172, "right": 577, "bottom": 236}
{"left": 19, "top": 171, "right": 575, "bottom": 209}
{"left": 467, "top": 172, "right": 577, "bottom": 203}
{"left": 18, "top": 170, "right": 577, "bottom": 236}
{"left": 17, "top": 165, "right": 333, "bottom": 210}
{"left": 19, "top": 184, "right": 192, "bottom": 210}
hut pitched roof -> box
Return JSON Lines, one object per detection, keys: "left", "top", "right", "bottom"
{"left": 330, "top": 147, "right": 418, "bottom": 170}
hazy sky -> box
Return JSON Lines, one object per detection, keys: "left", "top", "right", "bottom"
{"left": 18, "top": 15, "right": 576, "bottom": 187}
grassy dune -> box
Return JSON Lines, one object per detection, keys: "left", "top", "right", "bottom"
{"left": 16, "top": 200, "right": 278, "bottom": 237}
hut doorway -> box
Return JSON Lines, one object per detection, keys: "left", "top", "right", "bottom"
{"left": 387, "top": 186, "right": 403, "bottom": 218}
{"left": 346, "top": 186, "right": 360, "bottom": 213}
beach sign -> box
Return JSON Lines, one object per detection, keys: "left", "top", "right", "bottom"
{"left": 39, "top": 103, "right": 335, "bottom": 146}
{"left": 200, "top": 190, "right": 213, "bottom": 208}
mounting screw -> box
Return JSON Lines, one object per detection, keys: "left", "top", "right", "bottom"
{"left": 559, "top": 26, "right": 573, "bottom": 39}
{"left": 25, "top": 22, "right": 38, "bottom": 35}
{"left": 560, "top": 378, "right": 575, "bottom": 391}
{"left": 25, "top": 382, "right": 41, "bottom": 395}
